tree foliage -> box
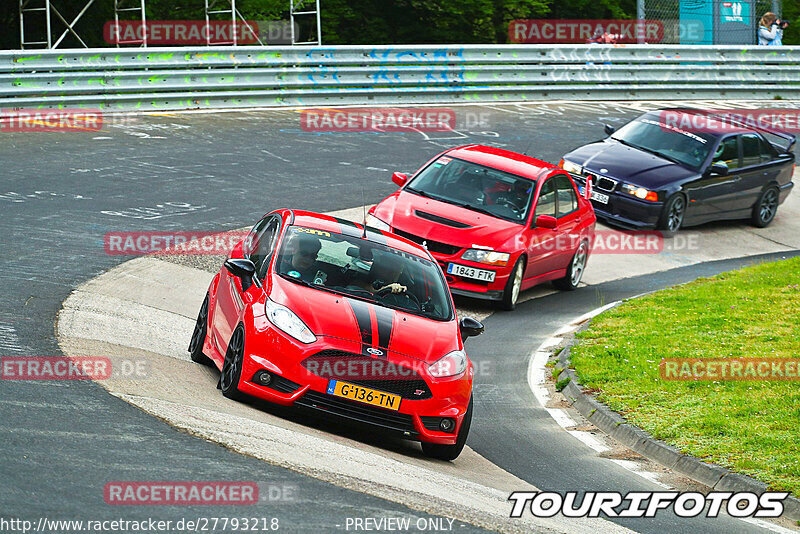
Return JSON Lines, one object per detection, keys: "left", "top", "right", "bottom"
{"left": 1, "top": 0, "right": 796, "bottom": 48}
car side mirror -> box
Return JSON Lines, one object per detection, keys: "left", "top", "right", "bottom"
{"left": 709, "top": 162, "right": 728, "bottom": 176}
{"left": 459, "top": 317, "right": 484, "bottom": 339}
{"left": 603, "top": 124, "right": 616, "bottom": 136}
{"left": 225, "top": 258, "right": 257, "bottom": 280}
{"left": 392, "top": 172, "right": 408, "bottom": 187}
{"left": 535, "top": 214, "right": 558, "bottom": 229}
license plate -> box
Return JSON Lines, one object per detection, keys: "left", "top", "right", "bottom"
{"left": 447, "top": 263, "right": 496, "bottom": 282}
{"left": 579, "top": 187, "right": 610, "bottom": 205}
{"left": 327, "top": 379, "right": 401, "bottom": 411}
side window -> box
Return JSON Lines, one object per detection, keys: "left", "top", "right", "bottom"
{"left": 713, "top": 136, "right": 740, "bottom": 171}
{"left": 246, "top": 215, "right": 281, "bottom": 278}
{"left": 534, "top": 178, "right": 556, "bottom": 222}
{"left": 555, "top": 175, "right": 578, "bottom": 217}
{"left": 741, "top": 134, "right": 773, "bottom": 166}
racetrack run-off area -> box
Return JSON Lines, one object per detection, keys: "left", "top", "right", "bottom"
{"left": 3, "top": 101, "right": 800, "bottom": 534}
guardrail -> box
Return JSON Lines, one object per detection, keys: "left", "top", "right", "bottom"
{"left": 1, "top": 44, "right": 800, "bottom": 111}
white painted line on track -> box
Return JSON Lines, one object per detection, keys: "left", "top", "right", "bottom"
{"left": 570, "top": 301, "right": 620, "bottom": 326}
{"left": 546, "top": 408, "right": 577, "bottom": 430}
{"left": 566, "top": 431, "right": 610, "bottom": 454}
{"left": 608, "top": 459, "right": 670, "bottom": 489}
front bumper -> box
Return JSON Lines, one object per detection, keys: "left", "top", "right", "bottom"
{"left": 239, "top": 325, "right": 472, "bottom": 445}
{"left": 590, "top": 194, "right": 663, "bottom": 230}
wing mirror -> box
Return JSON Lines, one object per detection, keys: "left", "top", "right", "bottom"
{"left": 392, "top": 172, "right": 409, "bottom": 187}
{"left": 709, "top": 162, "right": 728, "bottom": 176}
{"left": 459, "top": 317, "right": 484, "bottom": 339}
{"left": 603, "top": 124, "right": 616, "bottom": 136}
{"left": 535, "top": 214, "right": 558, "bottom": 229}
{"left": 225, "top": 258, "right": 257, "bottom": 280}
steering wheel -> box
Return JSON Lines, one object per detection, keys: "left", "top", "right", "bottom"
{"left": 376, "top": 286, "right": 422, "bottom": 310}
{"left": 495, "top": 196, "right": 522, "bottom": 214}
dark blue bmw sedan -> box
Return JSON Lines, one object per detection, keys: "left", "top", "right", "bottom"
{"left": 560, "top": 110, "right": 795, "bottom": 234}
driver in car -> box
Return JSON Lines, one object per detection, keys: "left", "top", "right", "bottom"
{"left": 495, "top": 179, "right": 533, "bottom": 212}
{"left": 279, "top": 233, "right": 323, "bottom": 282}
{"left": 354, "top": 250, "right": 408, "bottom": 296}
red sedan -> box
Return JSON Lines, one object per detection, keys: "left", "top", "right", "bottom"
{"left": 189, "top": 209, "right": 484, "bottom": 460}
{"left": 367, "top": 145, "right": 596, "bottom": 310}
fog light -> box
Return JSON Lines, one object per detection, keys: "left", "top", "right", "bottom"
{"left": 256, "top": 371, "right": 272, "bottom": 386}
{"left": 439, "top": 418, "right": 454, "bottom": 432}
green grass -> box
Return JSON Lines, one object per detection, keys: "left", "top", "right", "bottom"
{"left": 571, "top": 257, "right": 800, "bottom": 496}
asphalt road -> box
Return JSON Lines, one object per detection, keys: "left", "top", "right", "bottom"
{"left": 1, "top": 101, "right": 795, "bottom": 532}
{"left": 466, "top": 251, "right": 800, "bottom": 534}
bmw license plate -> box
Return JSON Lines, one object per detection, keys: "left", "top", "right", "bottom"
{"left": 447, "top": 263, "right": 496, "bottom": 282}
{"left": 579, "top": 187, "right": 610, "bottom": 205}
{"left": 327, "top": 379, "right": 401, "bottom": 411}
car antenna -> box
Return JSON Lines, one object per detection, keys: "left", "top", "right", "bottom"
{"left": 361, "top": 187, "right": 368, "bottom": 239}
{"left": 522, "top": 138, "right": 535, "bottom": 156}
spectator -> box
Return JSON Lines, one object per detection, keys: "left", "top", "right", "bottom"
{"left": 759, "top": 12, "right": 785, "bottom": 46}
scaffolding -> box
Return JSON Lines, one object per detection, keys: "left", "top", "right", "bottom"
{"left": 113, "top": 0, "right": 146, "bottom": 47}
{"left": 290, "top": 0, "right": 321, "bottom": 45}
{"left": 19, "top": 0, "right": 100, "bottom": 49}
{"left": 204, "top": 0, "right": 264, "bottom": 46}
{"left": 19, "top": 0, "right": 319, "bottom": 48}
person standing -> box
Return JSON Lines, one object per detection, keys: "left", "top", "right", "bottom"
{"left": 759, "top": 12, "right": 786, "bottom": 46}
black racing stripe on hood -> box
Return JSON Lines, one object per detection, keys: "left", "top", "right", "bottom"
{"left": 346, "top": 297, "right": 372, "bottom": 346}
{"left": 373, "top": 306, "right": 394, "bottom": 351}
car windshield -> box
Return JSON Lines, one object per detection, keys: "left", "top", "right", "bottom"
{"left": 275, "top": 226, "right": 453, "bottom": 321}
{"left": 611, "top": 116, "right": 716, "bottom": 170}
{"left": 405, "top": 156, "right": 535, "bottom": 224}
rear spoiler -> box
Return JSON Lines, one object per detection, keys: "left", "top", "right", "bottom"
{"left": 703, "top": 112, "right": 797, "bottom": 152}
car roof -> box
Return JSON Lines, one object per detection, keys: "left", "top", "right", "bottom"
{"left": 286, "top": 210, "right": 432, "bottom": 259}
{"left": 445, "top": 145, "right": 555, "bottom": 180}
{"left": 642, "top": 109, "right": 750, "bottom": 136}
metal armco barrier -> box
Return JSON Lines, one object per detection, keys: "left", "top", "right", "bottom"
{"left": 1, "top": 44, "right": 799, "bottom": 111}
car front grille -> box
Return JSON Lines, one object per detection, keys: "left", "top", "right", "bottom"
{"left": 301, "top": 350, "right": 433, "bottom": 400}
{"left": 595, "top": 176, "right": 619, "bottom": 192}
{"left": 392, "top": 228, "right": 462, "bottom": 256}
{"left": 295, "top": 389, "right": 417, "bottom": 435}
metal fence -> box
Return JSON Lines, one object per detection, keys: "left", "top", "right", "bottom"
{"left": 1, "top": 44, "right": 799, "bottom": 112}
{"left": 641, "top": 0, "right": 781, "bottom": 44}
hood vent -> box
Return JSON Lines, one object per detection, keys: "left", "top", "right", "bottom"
{"left": 414, "top": 210, "right": 472, "bottom": 229}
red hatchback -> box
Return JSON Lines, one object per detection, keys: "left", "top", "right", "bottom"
{"left": 367, "top": 145, "right": 596, "bottom": 310}
{"left": 189, "top": 210, "right": 484, "bottom": 460}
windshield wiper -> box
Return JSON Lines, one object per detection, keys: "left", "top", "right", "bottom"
{"left": 404, "top": 187, "right": 437, "bottom": 200}
{"left": 614, "top": 138, "right": 685, "bottom": 166}
{"left": 455, "top": 202, "right": 497, "bottom": 218}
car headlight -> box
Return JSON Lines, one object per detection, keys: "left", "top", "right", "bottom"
{"left": 265, "top": 298, "right": 316, "bottom": 343}
{"left": 622, "top": 184, "right": 659, "bottom": 202}
{"left": 560, "top": 159, "right": 583, "bottom": 175}
{"left": 460, "top": 249, "right": 510, "bottom": 267}
{"left": 365, "top": 213, "right": 390, "bottom": 232}
{"left": 428, "top": 350, "right": 468, "bottom": 378}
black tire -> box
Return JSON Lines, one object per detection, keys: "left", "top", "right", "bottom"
{"left": 751, "top": 186, "right": 780, "bottom": 228}
{"left": 657, "top": 194, "right": 686, "bottom": 237}
{"left": 188, "top": 294, "right": 213, "bottom": 366}
{"left": 498, "top": 257, "right": 525, "bottom": 311}
{"left": 421, "top": 398, "right": 473, "bottom": 461}
{"left": 220, "top": 326, "right": 248, "bottom": 402}
{"left": 553, "top": 240, "right": 589, "bottom": 291}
